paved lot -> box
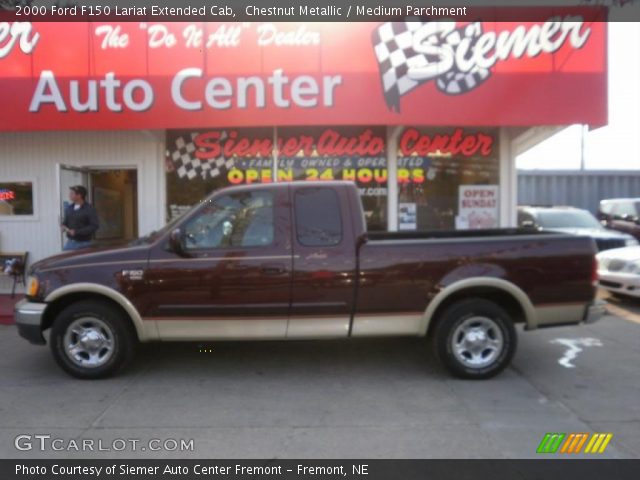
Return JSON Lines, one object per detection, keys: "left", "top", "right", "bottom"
{"left": 1, "top": 299, "right": 639, "bottom": 459}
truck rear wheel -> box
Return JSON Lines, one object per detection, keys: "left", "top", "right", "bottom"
{"left": 50, "top": 300, "right": 136, "bottom": 379}
{"left": 432, "top": 298, "right": 517, "bottom": 379}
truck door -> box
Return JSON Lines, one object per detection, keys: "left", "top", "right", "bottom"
{"left": 145, "top": 185, "right": 292, "bottom": 340}
{"left": 287, "top": 185, "right": 358, "bottom": 338}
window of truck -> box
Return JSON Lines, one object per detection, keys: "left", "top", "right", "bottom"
{"left": 183, "top": 191, "right": 274, "bottom": 249}
{"left": 294, "top": 188, "right": 343, "bottom": 247}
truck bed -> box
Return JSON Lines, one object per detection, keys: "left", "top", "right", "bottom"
{"left": 356, "top": 229, "right": 597, "bottom": 325}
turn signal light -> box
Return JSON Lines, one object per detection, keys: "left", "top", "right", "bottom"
{"left": 26, "top": 276, "right": 39, "bottom": 297}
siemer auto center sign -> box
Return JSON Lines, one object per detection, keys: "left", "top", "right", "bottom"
{"left": 0, "top": 12, "right": 607, "bottom": 131}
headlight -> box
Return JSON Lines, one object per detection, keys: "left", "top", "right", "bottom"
{"left": 623, "top": 261, "right": 640, "bottom": 274}
{"left": 26, "top": 276, "right": 39, "bottom": 297}
{"left": 626, "top": 238, "right": 638, "bottom": 246}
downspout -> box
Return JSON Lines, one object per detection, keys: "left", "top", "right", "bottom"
{"left": 386, "top": 125, "right": 403, "bottom": 231}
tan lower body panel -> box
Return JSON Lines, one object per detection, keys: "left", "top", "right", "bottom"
{"left": 148, "top": 316, "right": 350, "bottom": 340}
{"left": 534, "top": 304, "right": 585, "bottom": 327}
{"left": 151, "top": 318, "right": 287, "bottom": 341}
{"left": 286, "top": 316, "right": 350, "bottom": 339}
{"left": 146, "top": 313, "right": 424, "bottom": 341}
{"left": 143, "top": 303, "right": 587, "bottom": 341}
{"left": 351, "top": 313, "right": 424, "bottom": 337}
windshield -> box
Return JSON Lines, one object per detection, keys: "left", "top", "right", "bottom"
{"left": 537, "top": 210, "right": 603, "bottom": 229}
{"left": 128, "top": 206, "right": 193, "bottom": 246}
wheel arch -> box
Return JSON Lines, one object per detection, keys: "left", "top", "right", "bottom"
{"left": 422, "top": 277, "right": 537, "bottom": 336}
{"left": 42, "top": 283, "right": 153, "bottom": 341}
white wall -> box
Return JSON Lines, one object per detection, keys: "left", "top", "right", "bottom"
{"left": 0, "top": 130, "right": 165, "bottom": 268}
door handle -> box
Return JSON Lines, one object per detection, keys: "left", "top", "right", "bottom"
{"left": 260, "top": 264, "right": 286, "bottom": 276}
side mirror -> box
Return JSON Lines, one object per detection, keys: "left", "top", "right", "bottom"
{"left": 169, "top": 228, "right": 187, "bottom": 256}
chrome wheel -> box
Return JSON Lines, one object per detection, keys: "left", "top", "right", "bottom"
{"left": 451, "top": 316, "right": 504, "bottom": 369}
{"left": 63, "top": 317, "right": 114, "bottom": 369}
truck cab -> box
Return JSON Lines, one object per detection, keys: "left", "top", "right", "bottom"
{"left": 143, "top": 181, "right": 365, "bottom": 340}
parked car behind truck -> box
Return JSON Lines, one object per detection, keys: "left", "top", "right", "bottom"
{"left": 598, "top": 198, "right": 640, "bottom": 241}
{"left": 518, "top": 205, "right": 637, "bottom": 251}
{"left": 16, "top": 182, "right": 604, "bottom": 380}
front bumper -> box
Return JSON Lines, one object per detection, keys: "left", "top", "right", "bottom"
{"left": 597, "top": 270, "right": 640, "bottom": 298}
{"left": 14, "top": 299, "right": 47, "bottom": 345}
{"left": 584, "top": 299, "right": 607, "bottom": 324}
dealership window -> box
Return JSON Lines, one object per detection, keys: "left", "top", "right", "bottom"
{"left": 396, "top": 127, "right": 500, "bottom": 231}
{"left": 183, "top": 191, "right": 274, "bottom": 249}
{"left": 165, "top": 126, "right": 502, "bottom": 234}
{"left": 0, "top": 181, "right": 34, "bottom": 217}
{"left": 165, "top": 126, "right": 388, "bottom": 231}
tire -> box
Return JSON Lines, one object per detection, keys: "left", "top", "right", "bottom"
{"left": 432, "top": 298, "right": 517, "bottom": 380}
{"left": 50, "top": 300, "right": 136, "bottom": 379}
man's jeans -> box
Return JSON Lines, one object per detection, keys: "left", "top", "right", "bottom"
{"left": 63, "top": 239, "right": 93, "bottom": 251}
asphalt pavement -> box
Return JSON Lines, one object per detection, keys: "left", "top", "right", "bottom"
{"left": 1, "top": 298, "right": 639, "bottom": 459}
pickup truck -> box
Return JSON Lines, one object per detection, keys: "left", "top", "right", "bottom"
{"left": 15, "top": 181, "right": 604, "bottom": 379}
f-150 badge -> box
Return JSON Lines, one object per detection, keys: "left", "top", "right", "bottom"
{"left": 121, "top": 269, "right": 144, "bottom": 281}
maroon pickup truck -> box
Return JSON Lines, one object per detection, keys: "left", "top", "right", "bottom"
{"left": 15, "top": 181, "right": 604, "bottom": 379}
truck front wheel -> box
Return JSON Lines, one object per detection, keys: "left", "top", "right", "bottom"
{"left": 432, "top": 298, "right": 517, "bottom": 379}
{"left": 50, "top": 300, "right": 136, "bottom": 379}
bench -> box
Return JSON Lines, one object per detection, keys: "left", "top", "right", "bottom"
{"left": 1, "top": 251, "right": 28, "bottom": 298}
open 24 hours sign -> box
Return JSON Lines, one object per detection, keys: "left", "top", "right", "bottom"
{"left": 165, "top": 126, "right": 498, "bottom": 193}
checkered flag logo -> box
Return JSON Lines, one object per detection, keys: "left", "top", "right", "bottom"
{"left": 167, "top": 132, "right": 236, "bottom": 180}
{"left": 372, "top": 21, "right": 492, "bottom": 112}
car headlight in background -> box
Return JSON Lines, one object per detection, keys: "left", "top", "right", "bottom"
{"left": 623, "top": 261, "right": 640, "bottom": 274}
{"left": 625, "top": 238, "right": 639, "bottom": 246}
{"left": 26, "top": 276, "right": 39, "bottom": 297}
